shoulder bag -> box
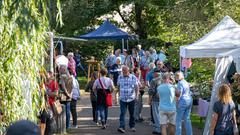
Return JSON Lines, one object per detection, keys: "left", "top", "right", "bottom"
{"left": 99, "top": 79, "right": 112, "bottom": 107}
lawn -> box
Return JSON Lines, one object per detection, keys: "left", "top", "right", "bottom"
{"left": 77, "top": 76, "right": 88, "bottom": 90}
{"left": 191, "top": 114, "right": 205, "bottom": 129}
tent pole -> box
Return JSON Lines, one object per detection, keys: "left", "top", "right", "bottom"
{"left": 49, "top": 32, "right": 54, "bottom": 73}
{"left": 122, "top": 39, "right": 124, "bottom": 52}
{"left": 179, "top": 55, "right": 182, "bottom": 71}
{"left": 127, "top": 40, "right": 129, "bottom": 50}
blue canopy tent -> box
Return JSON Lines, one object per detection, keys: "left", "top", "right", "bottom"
{"left": 78, "top": 20, "right": 136, "bottom": 51}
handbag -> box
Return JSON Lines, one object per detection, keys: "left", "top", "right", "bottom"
{"left": 53, "top": 100, "right": 62, "bottom": 115}
{"left": 99, "top": 79, "right": 112, "bottom": 107}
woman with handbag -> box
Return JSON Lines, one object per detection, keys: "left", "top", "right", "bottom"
{"left": 210, "top": 84, "right": 238, "bottom": 135}
{"left": 93, "top": 68, "right": 115, "bottom": 129}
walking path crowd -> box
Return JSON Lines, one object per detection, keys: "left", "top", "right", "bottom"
{"left": 3, "top": 44, "right": 239, "bottom": 135}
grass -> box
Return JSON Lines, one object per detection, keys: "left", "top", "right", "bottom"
{"left": 77, "top": 76, "right": 88, "bottom": 90}
{"left": 191, "top": 114, "right": 205, "bottom": 129}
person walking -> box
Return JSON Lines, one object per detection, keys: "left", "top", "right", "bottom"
{"left": 175, "top": 71, "right": 193, "bottom": 135}
{"left": 93, "top": 68, "right": 115, "bottom": 129}
{"left": 148, "top": 69, "right": 162, "bottom": 135}
{"left": 85, "top": 72, "right": 98, "bottom": 124}
{"left": 110, "top": 57, "right": 123, "bottom": 105}
{"left": 70, "top": 71, "right": 80, "bottom": 128}
{"left": 133, "top": 68, "right": 144, "bottom": 122}
{"left": 140, "top": 51, "right": 154, "bottom": 84}
{"left": 117, "top": 66, "right": 139, "bottom": 133}
{"left": 157, "top": 73, "right": 176, "bottom": 135}
{"left": 210, "top": 84, "right": 238, "bottom": 135}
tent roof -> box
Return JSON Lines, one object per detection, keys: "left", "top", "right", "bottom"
{"left": 78, "top": 20, "right": 133, "bottom": 40}
{"left": 180, "top": 16, "right": 240, "bottom": 58}
{"left": 217, "top": 48, "right": 240, "bottom": 58}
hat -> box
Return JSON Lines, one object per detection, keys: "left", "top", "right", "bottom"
{"left": 6, "top": 120, "right": 40, "bottom": 135}
{"left": 123, "top": 49, "right": 127, "bottom": 52}
{"left": 116, "top": 57, "right": 122, "bottom": 63}
{"left": 68, "top": 52, "right": 74, "bottom": 57}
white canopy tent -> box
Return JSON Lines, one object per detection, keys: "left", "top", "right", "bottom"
{"left": 203, "top": 48, "right": 240, "bottom": 135}
{"left": 180, "top": 16, "right": 240, "bottom": 58}
{"left": 179, "top": 16, "right": 240, "bottom": 135}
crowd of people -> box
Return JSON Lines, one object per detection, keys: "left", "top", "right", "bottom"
{"left": 84, "top": 44, "right": 194, "bottom": 135}
{"left": 37, "top": 52, "right": 81, "bottom": 135}
{"left": 3, "top": 44, "right": 239, "bottom": 135}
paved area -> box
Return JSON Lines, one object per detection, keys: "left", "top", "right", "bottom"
{"left": 68, "top": 92, "right": 203, "bottom": 135}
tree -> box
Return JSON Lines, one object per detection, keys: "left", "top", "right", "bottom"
{"left": 0, "top": 0, "right": 61, "bottom": 132}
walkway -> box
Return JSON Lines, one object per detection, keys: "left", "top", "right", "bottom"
{"left": 68, "top": 92, "right": 203, "bottom": 135}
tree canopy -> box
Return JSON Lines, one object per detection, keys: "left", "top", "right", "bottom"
{"left": 52, "top": 0, "right": 240, "bottom": 83}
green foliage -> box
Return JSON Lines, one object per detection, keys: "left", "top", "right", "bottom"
{"left": 0, "top": 0, "right": 61, "bottom": 132}
{"left": 54, "top": 0, "right": 240, "bottom": 85}
{"left": 63, "top": 40, "right": 114, "bottom": 61}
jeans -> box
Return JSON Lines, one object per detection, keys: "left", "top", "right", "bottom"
{"left": 119, "top": 100, "right": 135, "bottom": 129}
{"left": 134, "top": 94, "right": 143, "bottom": 120}
{"left": 70, "top": 99, "right": 77, "bottom": 126}
{"left": 176, "top": 99, "right": 193, "bottom": 135}
{"left": 91, "top": 101, "right": 97, "bottom": 122}
{"left": 152, "top": 101, "right": 161, "bottom": 133}
{"left": 214, "top": 128, "right": 233, "bottom": 135}
{"left": 97, "top": 105, "right": 108, "bottom": 125}
{"left": 63, "top": 102, "right": 71, "bottom": 129}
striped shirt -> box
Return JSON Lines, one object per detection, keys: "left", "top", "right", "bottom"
{"left": 117, "top": 74, "right": 138, "bottom": 102}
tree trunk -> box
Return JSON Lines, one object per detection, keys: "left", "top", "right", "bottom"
{"left": 135, "top": 1, "right": 147, "bottom": 39}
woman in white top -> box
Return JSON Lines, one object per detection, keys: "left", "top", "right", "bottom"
{"left": 93, "top": 68, "right": 115, "bottom": 129}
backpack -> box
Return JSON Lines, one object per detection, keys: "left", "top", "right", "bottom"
{"left": 60, "top": 75, "right": 73, "bottom": 101}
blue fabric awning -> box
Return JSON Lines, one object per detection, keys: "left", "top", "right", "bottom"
{"left": 78, "top": 20, "right": 134, "bottom": 40}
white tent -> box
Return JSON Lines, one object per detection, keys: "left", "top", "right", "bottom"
{"left": 203, "top": 48, "right": 240, "bottom": 135}
{"left": 179, "top": 16, "right": 240, "bottom": 135}
{"left": 180, "top": 16, "right": 240, "bottom": 58}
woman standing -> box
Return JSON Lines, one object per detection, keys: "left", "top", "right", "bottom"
{"left": 210, "top": 84, "right": 238, "bottom": 135}
{"left": 93, "top": 68, "right": 115, "bottom": 129}
{"left": 175, "top": 71, "right": 193, "bottom": 135}
{"left": 85, "top": 72, "right": 98, "bottom": 124}
{"left": 110, "top": 57, "right": 122, "bottom": 105}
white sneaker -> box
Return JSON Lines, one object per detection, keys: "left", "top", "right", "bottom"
{"left": 70, "top": 125, "right": 78, "bottom": 129}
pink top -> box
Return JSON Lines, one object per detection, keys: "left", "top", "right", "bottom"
{"left": 68, "top": 57, "right": 76, "bottom": 76}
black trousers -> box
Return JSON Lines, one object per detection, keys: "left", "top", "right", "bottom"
{"left": 70, "top": 99, "right": 77, "bottom": 126}
{"left": 91, "top": 100, "right": 97, "bottom": 122}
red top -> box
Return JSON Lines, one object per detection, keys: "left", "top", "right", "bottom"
{"left": 45, "top": 80, "right": 59, "bottom": 106}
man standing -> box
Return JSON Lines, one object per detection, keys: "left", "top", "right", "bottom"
{"left": 117, "top": 66, "right": 139, "bottom": 133}
{"left": 148, "top": 69, "right": 162, "bottom": 135}
{"left": 157, "top": 73, "right": 176, "bottom": 135}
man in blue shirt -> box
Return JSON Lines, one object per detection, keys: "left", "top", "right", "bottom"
{"left": 157, "top": 73, "right": 176, "bottom": 135}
